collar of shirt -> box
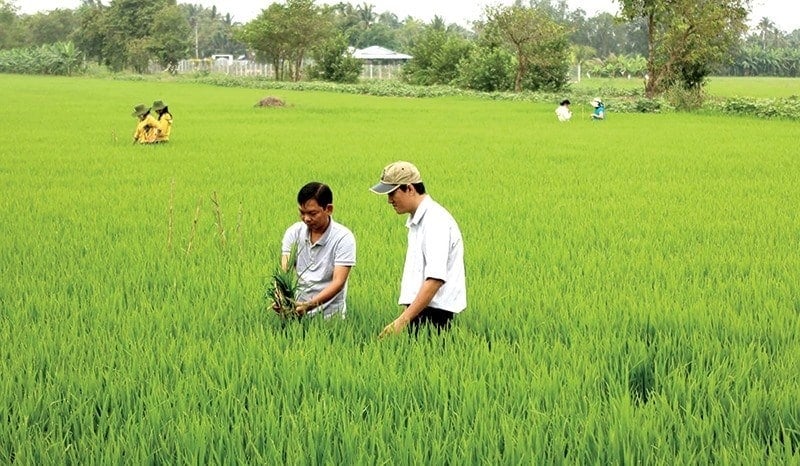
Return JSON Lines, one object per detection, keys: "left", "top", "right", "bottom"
{"left": 406, "top": 196, "right": 431, "bottom": 228}
{"left": 304, "top": 218, "right": 334, "bottom": 246}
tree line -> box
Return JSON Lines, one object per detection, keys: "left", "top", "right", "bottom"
{"left": 1, "top": 0, "right": 798, "bottom": 95}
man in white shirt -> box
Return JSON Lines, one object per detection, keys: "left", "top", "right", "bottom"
{"left": 555, "top": 99, "right": 572, "bottom": 121}
{"left": 370, "top": 161, "right": 466, "bottom": 336}
{"left": 280, "top": 182, "right": 356, "bottom": 318}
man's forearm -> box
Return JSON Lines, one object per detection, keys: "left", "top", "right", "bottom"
{"left": 399, "top": 278, "right": 444, "bottom": 322}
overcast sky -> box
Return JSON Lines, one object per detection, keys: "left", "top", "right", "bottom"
{"left": 16, "top": 0, "right": 800, "bottom": 33}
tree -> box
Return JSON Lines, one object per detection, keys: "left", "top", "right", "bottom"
{"left": 756, "top": 17, "right": 774, "bottom": 49}
{"left": 401, "top": 18, "right": 472, "bottom": 86}
{"left": 284, "top": 0, "right": 332, "bottom": 81}
{"left": 309, "top": 32, "right": 362, "bottom": 82}
{"left": 236, "top": 3, "right": 290, "bottom": 80}
{"left": 102, "top": 0, "right": 171, "bottom": 71}
{"left": 354, "top": 23, "right": 397, "bottom": 49}
{"left": 149, "top": 4, "right": 190, "bottom": 72}
{"left": 454, "top": 45, "right": 514, "bottom": 92}
{"left": 73, "top": 1, "right": 107, "bottom": 64}
{"left": 0, "top": 0, "right": 24, "bottom": 48}
{"left": 180, "top": 4, "right": 246, "bottom": 59}
{"left": 616, "top": 0, "right": 750, "bottom": 96}
{"left": 18, "top": 9, "right": 79, "bottom": 46}
{"left": 485, "top": 4, "right": 569, "bottom": 92}
{"left": 236, "top": 0, "right": 332, "bottom": 81}
{"left": 355, "top": 2, "right": 375, "bottom": 29}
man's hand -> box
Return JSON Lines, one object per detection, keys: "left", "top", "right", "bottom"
{"left": 294, "top": 301, "right": 318, "bottom": 316}
{"left": 379, "top": 317, "right": 409, "bottom": 338}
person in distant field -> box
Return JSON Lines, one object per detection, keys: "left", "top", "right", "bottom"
{"left": 370, "top": 161, "right": 466, "bottom": 337}
{"left": 555, "top": 99, "right": 572, "bottom": 122}
{"left": 152, "top": 100, "right": 172, "bottom": 143}
{"left": 279, "top": 182, "right": 356, "bottom": 319}
{"left": 132, "top": 104, "right": 158, "bottom": 144}
{"left": 590, "top": 97, "right": 605, "bottom": 120}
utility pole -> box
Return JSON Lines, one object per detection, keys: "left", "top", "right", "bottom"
{"left": 194, "top": 21, "right": 199, "bottom": 59}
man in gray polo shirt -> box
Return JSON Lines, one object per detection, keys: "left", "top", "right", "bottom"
{"left": 370, "top": 161, "right": 466, "bottom": 335}
{"left": 280, "top": 182, "right": 356, "bottom": 318}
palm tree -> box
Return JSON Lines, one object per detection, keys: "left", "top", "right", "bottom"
{"left": 756, "top": 17, "right": 775, "bottom": 50}
{"left": 356, "top": 3, "right": 376, "bottom": 30}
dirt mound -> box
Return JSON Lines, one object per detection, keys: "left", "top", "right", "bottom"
{"left": 255, "top": 96, "right": 286, "bottom": 107}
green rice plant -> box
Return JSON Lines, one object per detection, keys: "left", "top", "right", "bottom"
{"left": 265, "top": 243, "right": 300, "bottom": 319}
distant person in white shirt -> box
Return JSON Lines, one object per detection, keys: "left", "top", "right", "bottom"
{"left": 370, "top": 161, "right": 466, "bottom": 336}
{"left": 555, "top": 99, "right": 572, "bottom": 121}
{"left": 279, "top": 182, "right": 356, "bottom": 319}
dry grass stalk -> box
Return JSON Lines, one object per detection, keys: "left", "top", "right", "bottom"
{"left": 237, "top": 202, "right": 243, "bottom": 251}
{"left": 186, "top": 197, "right": 201, "bottom": 254}
{"left": 211, "top": 191, "right": 226, "bottom": 248}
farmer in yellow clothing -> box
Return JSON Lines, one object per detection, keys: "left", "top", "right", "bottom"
{"left": 132, "top": 104, "right": 158, "bottom": 144}
{"left": 152, "top": 100, "right": 173, "bottom": 143}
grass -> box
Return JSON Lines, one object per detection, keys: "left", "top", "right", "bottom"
{"left": 1, "top": 74, "right": 799, "bottom": 463}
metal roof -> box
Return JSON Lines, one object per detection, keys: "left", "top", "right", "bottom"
{"left": 351, "top": 46, "right": 413, "bottom": 60}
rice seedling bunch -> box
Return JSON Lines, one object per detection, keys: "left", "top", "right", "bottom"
{"left": 265, "top": 243, "right": 301, "bottom": 319}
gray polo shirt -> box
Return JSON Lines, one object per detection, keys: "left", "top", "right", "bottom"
{"left": 281, "top": 218, "right": 356, "bottom": 318}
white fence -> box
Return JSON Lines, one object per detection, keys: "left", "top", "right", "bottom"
{"left": 153, "top": 59, "right": 405, "bottom": 80}
{"left": 170, "top": 59, "right": 276, "bottom": 77}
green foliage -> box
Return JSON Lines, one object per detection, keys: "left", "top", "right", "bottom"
{"left": 102, "top": 0, "right": 171, "bottom": 72}
{"left": 727, "top": 43, "right": 800, "bottom": 78}
{"left": 236, "top": 0, "right": 332, "bottom": 82}
{"left": 484, "top": 4, "right": 571, "bottom": 92}
{"left": 0, "top": 0, "right": 21, "bottom": 48}
{"left": 2, "top": 75, "right": 800, "bottom": 464}
{"left": 453, "top": 45, "right": 514, "bottom": 92}
{"left": 0, "top": 41, "right": 84, "bottom": 75}
{"left": 522, "top": 37, "right": 571, "bottom": 92}
{"left": 180, "top": 4, "right": 246, "bottom": 60}
{"left": 611, "top": 97, "right": 671, "bottom": 113}
{"left": 662, "top": 84, "right": 707, "bottom": 110}
{"left": 402, "top": 24, "right": 472, "bottom": 86}
{"left": 309, "top": 33, "right": 362, "bottom": 83}
{"left": 616, "top": 0, "right": 750, "bottom": 96}
{"left": 711, "top": 95, "right": 800, "bottom": 119}
{"left": 126, "top": 37, "right": 152, "bottom": 74}
{"left": 73, "top": 2, "right": 107, "bottom": 65}
{"left": 17, "top": 8, "right": 79, "bottom": 46}
{"left": 149, "top": 4, "right": 191, "bottom": 73}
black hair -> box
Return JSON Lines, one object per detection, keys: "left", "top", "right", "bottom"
{"left": 560, "top": 99, "right": 570, "bottom": 105}
{"left": 157, "top": 106, "right": 170, "bottom": 118}
{"left": 398, "top": 182, "right": 426, "bottom": 195}
{"left": 297, "top": 182, "right": 333, "bottom": 208}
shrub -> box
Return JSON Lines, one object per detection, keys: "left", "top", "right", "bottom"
{"left": 309, "top": 34, "right": 362, "bottom": 84}
{"left": 453, "top": 46, "right": 514, "bottom": 92}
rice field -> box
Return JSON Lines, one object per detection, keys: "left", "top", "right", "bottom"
{"left": 1, "top": 74, "right": 799, "bottom": 464}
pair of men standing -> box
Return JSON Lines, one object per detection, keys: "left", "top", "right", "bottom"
{"left": 280, "top": 161, "right": 466, "bottom": 336}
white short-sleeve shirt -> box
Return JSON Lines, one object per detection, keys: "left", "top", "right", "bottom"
{"left": 556, "top": 105, "right": 572, "bottom": 122}
{"left": 399, "top": 196, "right": 466, "bottom": 313}
{"left": 281, "top": 218, "right": 356, "bottom": 318}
